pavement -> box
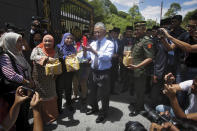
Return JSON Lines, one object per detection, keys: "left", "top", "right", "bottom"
{"left": 41, "top": 87, "right": 152, "bottom": 131}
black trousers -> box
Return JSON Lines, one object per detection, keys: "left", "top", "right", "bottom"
{"left": 87, "top": 69, "right": 111, "bottom": 116}
{"left": 110, "top": 59, "right": 119, "bottom": 92}
{"left": 133, "top": 75, "right": 146, "bottom": 111}
{"left": 56, "top": 71, "right": 74, "bottom": 110}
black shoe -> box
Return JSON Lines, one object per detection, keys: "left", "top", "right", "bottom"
{"left": 96, "top": 115, "right": 105, "bottom": 123}
{"left": 86, "top": 108, "right": 99, "bottom": 115}
{"left": 129, "top": 110, "right": 139, "bottom": 117}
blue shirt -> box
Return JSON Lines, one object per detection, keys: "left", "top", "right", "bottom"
{"left": 86, "top": 37, "right": 114, "bottom": 70}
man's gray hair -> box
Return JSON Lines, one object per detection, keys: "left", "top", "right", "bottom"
{"left": 94, "top": 22, "right": 106, "bottom": 30}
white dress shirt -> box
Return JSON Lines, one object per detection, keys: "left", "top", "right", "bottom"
{"left": 86, "top": 37, "right": 114, "bottom": 70}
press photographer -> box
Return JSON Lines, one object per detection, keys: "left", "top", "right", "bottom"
{"left": 156, "top": 72, "right": 197, "bottom": 121}
{"left": 0, "top": 86, "right": 43, "bottom": 131}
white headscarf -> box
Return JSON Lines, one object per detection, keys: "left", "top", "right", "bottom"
{"left": 0, "top": 32, "right": 31, "bottom": 78}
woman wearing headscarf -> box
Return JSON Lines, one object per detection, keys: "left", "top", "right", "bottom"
{"left": 30, "top": 34, "right": 59, "bottom": 124}
{"left": 55, "top": 33, "right": 76, "bottom": 113}
{"left": 0, "top": 32, "right": 33, "bottom": 130}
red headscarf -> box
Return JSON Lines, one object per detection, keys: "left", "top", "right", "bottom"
{"left": 37, "top": 34, "right": 55, "bottom": 57}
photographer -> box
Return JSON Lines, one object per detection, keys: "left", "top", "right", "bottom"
{"left": 156, "top": 73, "right": 197, "bottom": 121}
{"left": 0, "top": 86, "right": 43, "bottom": 131}
{"left": 159, "top": 13, "right": 197, "bottom": 81}
{"left": 150, "top": 25, "right": 168, "bottom": 107}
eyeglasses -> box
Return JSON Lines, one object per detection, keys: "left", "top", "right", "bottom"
{"left": 187, "top": 24, "right": 197, "bottom": 30}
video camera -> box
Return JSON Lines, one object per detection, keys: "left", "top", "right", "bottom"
{"left": 142, "top": 104, "right": 177, "bottom": 125}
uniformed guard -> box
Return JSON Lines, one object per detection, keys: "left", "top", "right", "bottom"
{"left": 127, "top": 21, "right": 154, "bottom": 116}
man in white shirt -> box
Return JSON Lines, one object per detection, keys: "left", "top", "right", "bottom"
{"left": 83, "top": 22, "right": 114, "bottom": 123}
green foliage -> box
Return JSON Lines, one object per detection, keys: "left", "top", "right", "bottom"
{"left": 104, "top": 14, "right": 132, "bottom": 33}
{"left": 118, "top": 11, "right": 129, "bottom": 18}
{"left": 182, "top": 9, "right": 197, "bottom": 28}
{"left": 128, "top": 5, "right": 144, "bottom": 26}
{"left": 164, "top": 2, "right": 181, "bottom": 18}
{"left": 109, "top": 4, "right": 118, "bottom": 14}
{"left": 85, "top": 0, "right": 157, "bottom": 33}
{"left": 88, "top": 0, "right": 108, "bottom": 22}
{"left": 146, "top": 19, "right": 157, "bottom": 29}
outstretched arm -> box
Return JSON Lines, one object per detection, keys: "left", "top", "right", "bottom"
{"left": 1, "top": 87, "right": 29, "bottom": 131}
{"left": 160, "top": 28, "right": 197, "bottom": 53}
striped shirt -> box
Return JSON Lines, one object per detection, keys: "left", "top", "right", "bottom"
{"left": 0, "top": 54, "right": 24, "bottom": 83}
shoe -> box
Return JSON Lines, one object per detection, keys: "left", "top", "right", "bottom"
{"left": 129, "top": 110, "right": 139, "bottom": 117}
{"left": 86, "top": 108, "right": 99, "bottom": 115}
{"left": 96, "top": 115, "right": 105, "bottom": 123}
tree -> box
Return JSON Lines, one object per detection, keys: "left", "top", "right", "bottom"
{"left": 182, "top": 9, "right": 197, "bottom": 28}
{"left": 88, "top": 0, "right": 107, "bottom": 22}
{"left": 128, "top": 5, "right": 144, "bottom": 26}
{"left": 164, "top": 3, "right": 181, "bottom": 18}
{"left": 104, "top": 14, "right": 132, "bottom": 33}
{"left": 146, "top": 19, "right": 157, "bottom": 29}
{"left": 118, "top": 11, "right": 129, "bottom": 18}
{"left": 109, "top": 4, "right": 118, "bottom": 14}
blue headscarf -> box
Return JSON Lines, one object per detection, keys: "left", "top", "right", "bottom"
{"left": 57, "top": 33, "right": 76, "bottom": 59}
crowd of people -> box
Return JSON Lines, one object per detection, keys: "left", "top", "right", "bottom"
{"left": 0, "top": 12, "right": 197, "bottom": 131}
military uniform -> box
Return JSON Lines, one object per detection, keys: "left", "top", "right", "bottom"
{"left": 131, "top": 35, "right": 154, "bottom": 111}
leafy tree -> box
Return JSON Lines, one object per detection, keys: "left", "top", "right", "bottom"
{"left": 88, "top": 0, "right": 107, "bottom": 22}
{"left": 146, "top": 19, "right": 157, "bottom": 29}
{"left": 164, "top": 3, "right": 181, "bottom": 18}
{"left": 128, "top": 5, "right": 144, "bottom": 26}
{"left": 104, "top": 14, "right": 132, "bottom": 33}
{"left": 118, "top": 11, "right": 129, "bottom": 18}
{"left": 182, "top": 9, "right": 197, "bottom": 28}
{"left": 109, "top": 4, "right": 118, "bottom": 14}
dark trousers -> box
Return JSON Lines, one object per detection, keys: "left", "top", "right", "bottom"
{"left": 133, "top": 75, "right": 146, "bottom": 111}
{"left": 56, "top": 71, "right": 74, "bottom": 110}
{"left": 110, "top": 59, "right": 119, "bottom": 92}
{"left": 5, "top": 93, "right": 30, "bottom": 131}
{"left": 150, "top": 78, "right": 165, "bottom": 107}
{"left": 16, "top": 99, "right": 30, "bottom": 131}
{"left": 88, "top": 69, "right": 111, "bottom": 116}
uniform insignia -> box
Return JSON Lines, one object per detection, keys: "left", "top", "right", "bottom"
{"left": 147, "top": 43, "right": 152, "bottom": 49}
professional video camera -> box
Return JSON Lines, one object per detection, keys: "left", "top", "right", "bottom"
{"left": 142, "top": 104, "right": 177, "bottom": 125}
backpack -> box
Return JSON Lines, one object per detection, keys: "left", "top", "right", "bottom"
{"left": 0, "top": 48, "right": 21, "bottom": 96}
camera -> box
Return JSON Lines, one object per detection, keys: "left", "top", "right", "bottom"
{"left": 142, "top": 104, "right": 177, "bottom": 125}
{"left": 21, "top": 86, "right": 35, "bottom": 98}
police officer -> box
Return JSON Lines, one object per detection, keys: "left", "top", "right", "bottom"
{"left": 127, "top": 21, "right": 154, "bottom": 116}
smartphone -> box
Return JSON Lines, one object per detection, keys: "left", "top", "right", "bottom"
{"left": 21, "top": 86, "right": 35, "bottom": 98}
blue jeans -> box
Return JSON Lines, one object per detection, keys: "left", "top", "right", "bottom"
{"left": 155, "top": 105, "right": 175, "bottom": 117}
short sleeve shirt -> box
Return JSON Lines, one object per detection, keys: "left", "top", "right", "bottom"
{"left": 179, "top": 80, "right": 197, "bottom": 114}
